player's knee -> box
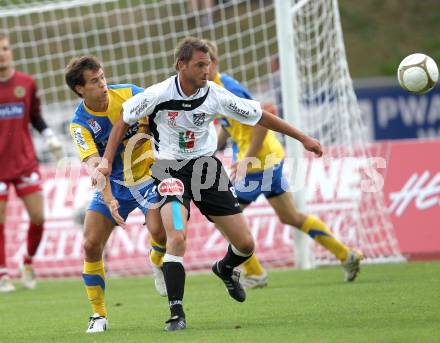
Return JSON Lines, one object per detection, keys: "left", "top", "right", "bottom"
{"left": 30, "top": 214, "right": 45, "bottom": 226}
{"left": 83, "top": 239, "right": 103, "bottom": 259}
{"left": 234, "top": 235, "right": 254, "bottom": 255}
{"left": 151, "top": 229, "right": 167, "bottom": 247}
{"left": 147, "top": 223, "right": 167, "bottom": 246}
{"left": 279, "top": 211, "right": 302, "bottom": 227}
{"left": 278, "top": 214, "right": 290, "bottom": 225}
{"left": 167, "top": 233, "right": 186, "bottom": 252}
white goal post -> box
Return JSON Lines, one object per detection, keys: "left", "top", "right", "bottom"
{"left": 0, "top": 0, "right": 404, "bottom": 270}
{"left": 275, "top": 0, "right": 404, "bottom": 267}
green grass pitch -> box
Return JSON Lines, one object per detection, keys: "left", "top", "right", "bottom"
{"left": 1, "top": 261, "right": 439, "bottom": 343}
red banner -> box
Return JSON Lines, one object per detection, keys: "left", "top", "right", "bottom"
{"left": 3, "top": 139, "right": 439, "bottom": 278}
{"left": 383, "top": 140, "right": 440, "bottom": 260}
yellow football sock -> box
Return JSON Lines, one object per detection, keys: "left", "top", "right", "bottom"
{"left": 300, "top": 215, "right": 349, "bottom": 261}
{"left": 82, "top": 259, "right": 107, "bottom": 317}
{"left": 242, "top": 254, "right": 265, "bottom": 276}
{"left": 149, "top": 237, "right": 166, "bottom": 266}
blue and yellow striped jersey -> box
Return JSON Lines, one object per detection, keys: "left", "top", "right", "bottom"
{"left": 214, "top": 73, "right": 284, "bottom": 172}
{"left": 70, "top": 84, "right": 154, "bottom": 186}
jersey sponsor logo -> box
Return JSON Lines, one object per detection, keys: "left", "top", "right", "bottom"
{"left": 87, "top": 119, "right": 102, "bottom": 134}
{"left": 179, "top": 130, "right": 195, "bottom": 150}
{"left": 158, "top": 178, "right": 184, "bottom": 196}
{"left": 14, "top": 86, "right": 26, "bottom": 98}
{"left": 0, "top": 103, "right": 24, "bottom": 120}
{"left": 130, "top": 98, "right": 149, "bottom": 117}
{"left": 182, "top": 103, "right": 191, "bottom": 108}
{"left": 388, "top": 171, "right": 440, "bottom": 217}
{"left": 168, "top": 111, "right": 179, "bottom": 127}
{"left": 72, "top": 127, "right": 89, "bottom": 151}
{"left": 227, "top": 102, "right": 250, "bottom": 117}
{"left": 193, "top": 112, "right": 206, "bottom": 126}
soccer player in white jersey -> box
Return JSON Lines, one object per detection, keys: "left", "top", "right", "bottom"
{"left": 94, "top": 37, "right": 322, "bottom": 332}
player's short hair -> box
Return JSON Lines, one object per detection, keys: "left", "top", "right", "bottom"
{"left": 174, "top": 37, "right": 209, "bottom": 70}
{"left": 203, "top": 39, "right": 218, "bottom": 63}
{"left": 65, "top": 55, "right": 102, "bottom": 98}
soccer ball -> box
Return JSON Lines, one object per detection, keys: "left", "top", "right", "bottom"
{"left": 397, "top": 53, "right": 438, "bottom": 94}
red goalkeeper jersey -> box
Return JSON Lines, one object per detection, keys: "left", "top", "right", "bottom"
{"left": 0, "top": 71, "right": 40, "bottom": 181}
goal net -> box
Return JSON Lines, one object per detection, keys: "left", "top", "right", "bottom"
{"left": 0, "top": 0, "right": 403, "bottom": 276}
{"left": 279, "top": 0, "right": 403, "bottom": 265}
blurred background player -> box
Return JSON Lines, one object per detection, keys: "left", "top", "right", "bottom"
{"left": 205, "top": 39, "right": 364, "bottom": 288}
{"left": 0, "top": 32, "right": 63, "bottom": 293}
{"left": 65, "top": 56, "right": 167, "bottom": 333}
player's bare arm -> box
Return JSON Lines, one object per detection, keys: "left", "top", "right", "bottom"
{"left": 216, "top": 125, "right": 230, "bottom": 151}
{"left": 101, "top": 176, "right": 126, "bottom": 228}
{"left": 92, "top": 115, "right": 129, "bottom": 184}
{"left": 258, "top": 109, "right": 323, "bottom": 157}
{"left": 84, "top": 153, "right": 126, "bottom": 227}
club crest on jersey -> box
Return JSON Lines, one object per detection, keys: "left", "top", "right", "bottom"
{"left": 158, "top": 178, "right": 184, "bottom": 196}
{"left": 87, "top": 119, "right": 102, "bottom": 134}
{"left": 14, "top": 86, "right": 26, "bottom": 98}
{"left": 168, "top": 111, "right": 179, "bottom": 127}
{"left": 193, "top": 112, "right": 206, "bottom": 126}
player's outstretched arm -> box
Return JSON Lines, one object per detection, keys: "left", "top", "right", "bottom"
{"left": 257, "top": 110, "right": 323, "bottom": 157}
{"left": 104, "top": 115, "right": 130, "bottom": 165}
{"left": 91, "top": 115, "right": 129, "bottom": 185}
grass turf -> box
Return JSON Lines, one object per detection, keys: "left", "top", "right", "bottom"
{"left": 1, "top": 261, "right": 439, "bottom": 343}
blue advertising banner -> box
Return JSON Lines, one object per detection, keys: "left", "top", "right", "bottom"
{"left": 355, "top": 83, "right": 440, "bottom": 141}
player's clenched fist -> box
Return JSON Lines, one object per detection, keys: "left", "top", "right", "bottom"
{"left": 302, "top": 136, "right": 323, "bottom": 157}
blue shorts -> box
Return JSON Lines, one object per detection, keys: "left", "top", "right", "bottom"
{"left": 235, "top": 161, "right": 288, "bottom": 204}
{"left": 88, "top": 178, "right": 159, "bottom": 224}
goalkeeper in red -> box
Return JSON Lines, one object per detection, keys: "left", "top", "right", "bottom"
{"left": 205, "top": 39, "right": 363, "bottom": 287}
{"left": 0, "top": 32, "right": 63, "bottom": 293}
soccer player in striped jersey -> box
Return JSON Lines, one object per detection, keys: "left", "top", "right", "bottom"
{"left": 65, "top": 56, "right": 167, "bottom": 333}
{"left": 0, "top": 32, "right": 63, "bottom": 293}
{"left": 94, "top": 37, "right": 323, "bottom": 332}
{"left": 205, "top": 39, "right": 363, "bottom": 288}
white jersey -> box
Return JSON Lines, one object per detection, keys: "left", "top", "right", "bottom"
{"left": 122, "top": 75, "right": 262, "bottom": 160}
